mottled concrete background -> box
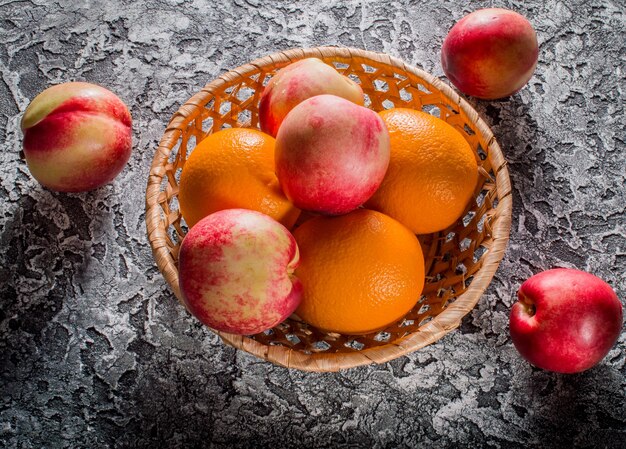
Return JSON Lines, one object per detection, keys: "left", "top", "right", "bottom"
{"left": 1, "top": 0, "right": 624, "bottom": 447}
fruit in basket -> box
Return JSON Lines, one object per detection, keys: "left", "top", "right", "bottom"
{"left": 178, "top": 128, "right": 300, "bottom": 229}
{"left": 178, "top": 209, "right": 302, "bottom": 335}
{"left": 510, "top": 268, "right": 623, "bottom": 373}
{"left": 293, "top": 209, "right": 424, "bottom": 335}
{"left": 20, "top": 82, "right": 132, "bottom": 192}
{"left": 259, "top": 58, "right": 364, "bottom": 137}
{"left": 441, "top": 8, "right": 539, "bottom": 100}
{"left": 365, "top": 108, "right": 478, "bottom": 234}
{"left": 275, "top": 94, "right": 390, "bottom": 215}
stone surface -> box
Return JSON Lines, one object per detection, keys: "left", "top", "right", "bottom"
{"left": 1, "top": 0, "right": 624, "bottom": 447}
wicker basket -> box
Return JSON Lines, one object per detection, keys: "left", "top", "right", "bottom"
{"left": 146, "top": 47, "right": 512, "bottom": 372}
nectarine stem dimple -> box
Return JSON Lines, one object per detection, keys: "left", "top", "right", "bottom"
{"left": 525, "top": 303, "right": 536, "bottom": 317}
{"left": 517, "top": 291, "right": 536, "bottom": 316}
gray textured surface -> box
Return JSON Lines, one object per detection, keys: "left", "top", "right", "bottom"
{"left": 1, "top": 0, "right": 625, "bottom": 447}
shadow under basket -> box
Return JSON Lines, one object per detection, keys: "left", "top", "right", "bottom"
{"left": 145, "top": 47, "right": 512, "bottom": 372}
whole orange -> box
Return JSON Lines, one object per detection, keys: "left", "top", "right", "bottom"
{"left": 178, "top": 128, "right": 300, "bottom": 228}
{"left": 293, "top": 209, "right": 425, "bottom": 335}
{"left": 365, "top": 108, "right": 478, "bottom": 234}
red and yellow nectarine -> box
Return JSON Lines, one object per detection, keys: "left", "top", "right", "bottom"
{"left": 275, "top": 95, "right": 390, "bottom": 215}
{"left": 441, "top": 8, "right": 539, "bottom": 100}
{"left": 21, "top": 82, "right": 132, "bottom": 192}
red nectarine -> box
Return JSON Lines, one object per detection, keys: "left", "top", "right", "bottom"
{"left": 441, "top": 8, "right": 539, "bottom": 100}
{"left": 510, "top": 268, "right": 623, "bottom": 373}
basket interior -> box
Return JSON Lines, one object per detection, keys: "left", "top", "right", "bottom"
{"left": 152, "top": 53, "right": 502, "bottom": 356}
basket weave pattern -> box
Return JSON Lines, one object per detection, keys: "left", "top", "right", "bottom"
{"left": 146, "top": 47, "right": 512, "bottom": 372}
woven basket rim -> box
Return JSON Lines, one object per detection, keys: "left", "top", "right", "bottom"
{"left": 145, "top": 46, "right": 512, "bottom": 372}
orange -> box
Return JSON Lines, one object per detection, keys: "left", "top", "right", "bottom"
{"left": 365, "top": 108, "right": 478, "bottom": 234}
{"left": 178, "top": 128, "right": 300, "bottom": 228}
{"left": 293, "top": 209, "right": 425, "bottom": 335}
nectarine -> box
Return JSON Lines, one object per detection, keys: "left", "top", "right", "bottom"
{"left": 275, "top": 95, "right": 390, "bottom": 215}
{"left": 441, "top": 8, "right": 539, "bottom": 100}
{"left": 21, "top": 82, "right": 132, "bottom": 192}
{"left": 259, "top": 58, "right": 364, "bottom": 137}
{"left": 510, "top": 268, "right": 623, "bottom": 373}
{"left": 178, "top": 209, "right": 302, "bottom": 335}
